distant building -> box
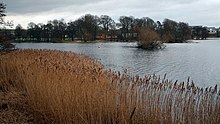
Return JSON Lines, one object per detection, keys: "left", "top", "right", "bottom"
{"left": 192, "top": 26, "right": 220, "bottom": 38}
{"left": 96, "top": 33, "right": 119, "bottom": 40}
{"left": 207, "top": 27, "right": 217, "bottom": 35}
{"left": 121, "top": 32, "right": 138, "bottom": 39}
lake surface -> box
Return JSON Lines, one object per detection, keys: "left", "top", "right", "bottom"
{"left": 15, "top": 39, "right": 220, "bottom": 88}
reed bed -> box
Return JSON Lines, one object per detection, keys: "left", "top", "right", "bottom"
{"left": 0, "top": 49, "right": 219, "bottom": 124}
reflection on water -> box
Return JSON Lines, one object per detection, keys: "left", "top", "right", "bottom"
{"left": 15, "top": 39, "right": 220, "bottom": 87}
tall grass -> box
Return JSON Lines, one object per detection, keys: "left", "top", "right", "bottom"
{"left": 0, "top": 49, "right": 219, "bottom": 124}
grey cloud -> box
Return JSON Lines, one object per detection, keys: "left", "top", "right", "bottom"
{"left": 5, "top": 0, "right": 220, "bottom": 27}
{"left": 5, "top": 0, "right": 199, "bottom": 14}
{"left": 4, "top": 0, "right": 105, "bottom": 14}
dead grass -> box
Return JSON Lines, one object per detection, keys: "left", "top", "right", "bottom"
{"left": 0, "top": 49, "right": 220, "bottom": 124}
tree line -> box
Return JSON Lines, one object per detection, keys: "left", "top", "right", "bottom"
{"left": 14, "top": 14, "right": 209, "bottom": 43}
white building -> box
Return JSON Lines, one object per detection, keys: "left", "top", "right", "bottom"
{"left": 207, "top": 27, "right": 217, "bottom": 35}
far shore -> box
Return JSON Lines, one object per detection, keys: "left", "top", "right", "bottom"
{"left": 12, "top": 39, "right": 121, "bottom": 43}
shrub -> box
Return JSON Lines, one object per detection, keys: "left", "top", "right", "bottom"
{"left": 137, "top": 27, "right": 163, "bottom": 49}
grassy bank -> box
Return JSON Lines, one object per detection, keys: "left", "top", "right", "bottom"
{"left": 0, "top": 49, "right": 220, "bottom": 123}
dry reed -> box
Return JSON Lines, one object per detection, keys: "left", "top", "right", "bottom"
{"left": 0, "top": 49, "right": 219, "bottom": 124}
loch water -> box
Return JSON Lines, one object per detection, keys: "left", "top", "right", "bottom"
{"left": 15, "top": 38, "right": 220, "bottom": 88}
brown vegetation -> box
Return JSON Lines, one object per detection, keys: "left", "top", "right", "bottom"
{"left": 0, "top": 49, "right": 220, "bottom": 123}
{"left": 137, "top": 27, "right": 163, "bottom": 49}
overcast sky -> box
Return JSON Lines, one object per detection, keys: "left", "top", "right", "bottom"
{"left": 4, "top": 0, "right": 220, "bottom": 28}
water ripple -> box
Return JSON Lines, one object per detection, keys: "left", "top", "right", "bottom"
{"left": 15, "top": 39, "right": 220, "bottom": 87}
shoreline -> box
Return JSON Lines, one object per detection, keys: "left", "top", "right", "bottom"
{"left": 12, "top": 38, "right": 220, "bottom": 44}
{"left": 12, "top": 39, "right": 120, "bottom": 44}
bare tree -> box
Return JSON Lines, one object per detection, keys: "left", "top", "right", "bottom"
{"left": 74, "top": 14, "right": 99, "bottom": 41}
{"left": 15, "top": 24, "right": 24, "bottom": 40}
{"left": 67, "top": 21, "right": 76, "bottom": 41}
{"left": 0, "top": 3, "right": 6, "bottom": 25}
{"left": 162, "top": 19, "right": 178, "bottom": 42}
{"left": 119, "top": 16, "right": 134, "bottom": 41}
{"left": 0, "top": 3, "right": 13, "bottom": 28}
{"left": 0, "top": 3, "right": 14, "bottom": 50}
{"left": 99, "top": 15, "right": 115, "bottom": 40}
{"left": 177, "top": 22, "right": 191, "bottom": 42}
